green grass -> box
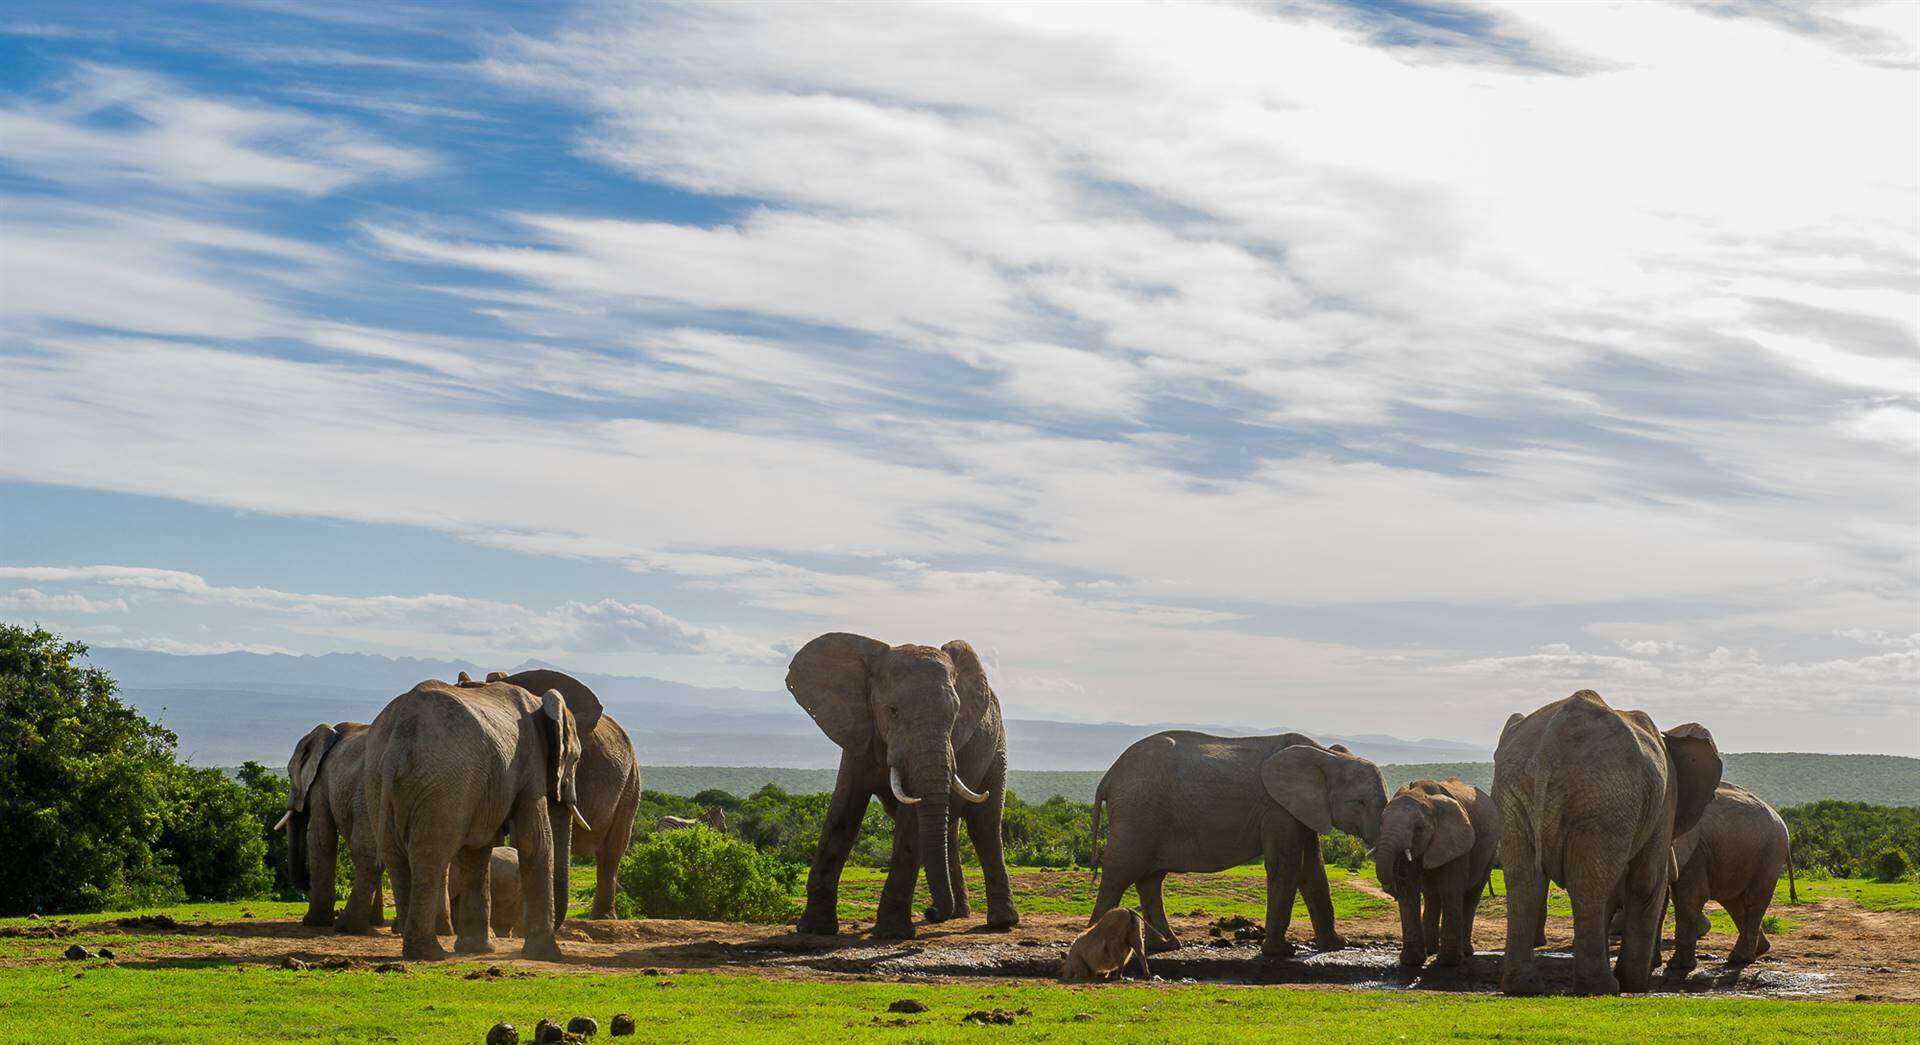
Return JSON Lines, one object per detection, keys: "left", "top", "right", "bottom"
{"left": 0, "top": 964, "right": 1911, "bottom": 1043}
{"left": 1787, "top": 876, "right": 1920, "bottom": 912}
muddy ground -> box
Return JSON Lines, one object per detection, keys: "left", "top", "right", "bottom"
{"left": 10, "top": 891, "right": 1916, "bottom": 1003}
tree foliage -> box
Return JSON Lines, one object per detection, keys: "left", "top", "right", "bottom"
{"left": 1782, "top": 801, "right": 1920, "bottom": 879}
{"left": 617, "top": 825, "right": 799, "bottom": 923}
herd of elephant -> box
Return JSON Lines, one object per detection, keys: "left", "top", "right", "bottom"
{"left": 278, "top": 632, "right": 1794, "bottom": 997}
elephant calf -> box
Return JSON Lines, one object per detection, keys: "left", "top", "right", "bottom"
{"left": 1372, "top": 779, "right": 1496, "bottom": 970}
{"left": 1090, "top": 731, "right": 1385, "bottom": 955}
{"left": 1059, "top": 907, "right": 1150, "bottom": 983}
{"left": 1666, "top": 783, "right": 1794, "bottom": 972}
{"left": 450, "top": 848, "right": 523, "bottom": 938}
{"left": 278, "top": 722, "right": 385, "bottom": 933}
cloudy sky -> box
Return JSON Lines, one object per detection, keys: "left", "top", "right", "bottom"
{"left": 1, "top": 1, "right": 1915, "bottom": 754}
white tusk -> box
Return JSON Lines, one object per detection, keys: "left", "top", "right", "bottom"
{"left": 274, "top": 809, "right": 293, "bottom": 832}
{"left": 571, "top": 805, "right": 592, "bottom": 832}
{"left": 950, "top": 774, "right": 990, "bottom": 804}
{"left": 1403, "top": 848, "right": 1414, "bottom": 864}
{"left": 889, "top": 765, "right": 922, "bottom": 806}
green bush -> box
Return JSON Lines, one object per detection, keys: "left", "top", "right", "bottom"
{"left": 0, "top": 625, "right": 183, "bottom": 914}
{"left": 618, "top": 825, "right": 800, "bottom": 923}
{"left": 161, "top": 766, "right": 272, "bottom": 901}
{"left": 1320, "top": 829, "right": 1369, "bottom": 872}
{"left": 1869, "top": 846, "right": 1912, "bottom": 883}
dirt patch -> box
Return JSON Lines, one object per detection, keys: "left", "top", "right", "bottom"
{"left": 9, "top": 899, "right": 1915, "bottom": 1001}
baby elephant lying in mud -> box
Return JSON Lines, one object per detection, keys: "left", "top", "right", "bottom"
{"left": 1060, "top": 908, "right": 1151, "bottom": 983}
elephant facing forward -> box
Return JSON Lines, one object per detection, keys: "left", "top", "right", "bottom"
{"left": 1090, "top": 731, "right": 1386, "bottom": 954}
{"left": 279, "top": 722, "right": 385, "bottom": 932}
{"left": 1494, "top": 690, "right": 1720, "bottom": 995}
{"left": 364, "top": 677, "right": 589, "bottom": 961}
{"left": 1372, "top": 778, "right": 1496, "bottom": 970}
{"left": 787, "top": 633, "right": 1018, "bottom": 939}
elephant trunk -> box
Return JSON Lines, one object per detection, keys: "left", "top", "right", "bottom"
{"left": 288, "top": 809, "right": 312, "bottom": 893}
{"left": 549, "top": 801, "right": 575, "bottom": 926}
{"left": 1373, "top": 821, "right": 1415, "bottom": 897}
{"left": 918, "top": 794, "right": 955, "bottom": 922}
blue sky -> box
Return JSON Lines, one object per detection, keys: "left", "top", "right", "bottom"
{"left": 1, "top": 1, "right": 1915, "bottom": 753}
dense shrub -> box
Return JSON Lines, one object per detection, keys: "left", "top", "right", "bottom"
{"left": 1869, "top": 846, "right": 1912, "bottom": 884}
{"left": 234, "top": 761, "right": 297, "bottom": 899}
{"left": 160, "top": 766, "right": 272, "bottom": 902}
{"left": 1781, "top": 801, "right": 1920, "bottom": 879}
{"left": 1320, "top": 829, "right": 1369, "bottom": 871}
{"left": 0, "top": 625, "right": 183, "bottom": 913}
{"left": 618, "top": 825, "right": 800, "bottom": 923}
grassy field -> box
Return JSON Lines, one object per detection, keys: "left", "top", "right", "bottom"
{"left": 3, "top": 963, "right": 1915, "bottom": 1043}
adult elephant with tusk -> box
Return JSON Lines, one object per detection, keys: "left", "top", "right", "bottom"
{"left": 280, "top": 721, "right": 385, "bottom": 932}
{"left": 787, "top": 633, "right": 1018, "bottom": 939}
{"left": 364, "top": 676, "right": 590, "bottom": 961}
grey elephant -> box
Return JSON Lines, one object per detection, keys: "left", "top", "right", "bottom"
{"left": 1494, "top": 689, "right": 1721, "bottom": 995}
{"left": 1372, "top": 778, "right": 1496, "bottom": 970}
{"left": 278, "top": 722, "right": 386, "bottom": 932}
{"left": 787, "top": 633, "right": 1017, "bottom": 938}
{"left": 1089, "top": 732, "right": 1386, "bottom": 955}
{"left": 1606, "top": 781, "right": 1797, "bottom": 973}
{"left": 451, "top": 847, "right": 522, "bottom": 938}
{"left": 500, "top": 669, "right": 641, "bottom": 923}
{"left": 364, "top": 676, "right": 589, "bottom": 960}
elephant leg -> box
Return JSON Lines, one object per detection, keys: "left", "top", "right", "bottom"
{"left": 1420, "top": 881, "right": 1442, "bottom": 955}
{"left": 1434, "top": 878, "right": 1468, "bottom": 968}
{"left": 1666, "top": 867, "right": 1710, "bottom": 973}
{"left": 874, "top": 811, "right": 921, "bottom": 939}
{"left": 450, "top": 845, "right": 494, "bottom": 954}
{"left": 963, "top": 800, "right": 1018, "bottom": 930}
{"left": 1298, "top": 843, "right": 1344, "bottom": 950}
{"left": 511, "top": 798, "right": 563, "bottom": 962}
{"left": 1396, "top": 878, "right": 1426, "bottom": 969}
{"left": 946, "top": 812, "right": 971, "bottom": 919}
{"left": 1729, "top": 893, "right": 1768, "bottom": 965}
{"left": 335, "top": 833, "right": 381, "bottom": 935}
{"left": 799, "top": 763, "right": 872, "bottom": 936}
{"left": 1499, "top": 827, "right": 1548, "bottom": 996}
{"left": 400, "top": 838, "right": 454, "bottom": 961}
{"left": 1458, "top": 877, "right": 1483, "bottom": 964}
{"left": 1610, "top": 840, "right": 1665, "bottom": 994}
{"left": 1260, "top": 828, "right": 1303, "bottom": 958}
{"left": 378, "top": 823, "right": 409, "bottom": 938}
{"left": 1136, "top": 873, "right": 1179, "bottom": 953}
{"left": 593, "top": 790, "right": 637, "bottom": 921}
{"left": 370, "top": 868, "right": 386, "bottom": 927}
{"left": 302, "top": 805, "right": 340, "bottom": 927}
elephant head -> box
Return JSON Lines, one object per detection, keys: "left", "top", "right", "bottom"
{"left": 1259, "top": 743, "right": 1387, "bottom": 845}
{"left": 786, "top": 632, "right": 996, "bottom": 923}
{"left": 505, "top": 668, "right": 605, "bottom": 924}
{"left": 1371, "top": 783, "right": 1475, "bottom": 898}
{"left": 281, "top": 723, "right": 345, "bottom": 892}
{"left": 1661, "top": 722, "right": 1722, "bottom": 837}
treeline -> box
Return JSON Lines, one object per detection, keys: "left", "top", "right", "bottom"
{"left": 1782, "top": 801, "right": 1920, "bottom": 881}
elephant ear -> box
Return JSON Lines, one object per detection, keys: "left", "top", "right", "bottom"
{"left": 1261, "top": 745, "right": 1334, "bottom": 834}
{"left": 508, "top": 668, "right": 603, "bottom": 736}
{"left": 1663, "top": 722, "right": 1722, "bottom": 837}
{"left": 1423, "top": 794, "right": 1475, "bottom": 869}
{"left": 287, "top": 723, "right": 340, "bottom": 813}
{"left": 941, "top": 639, "right": 995, "bottom": 751}
{"left": 541, "top": 689, "right": 573, "bottom": 802}
{"left": 787, "top": 632, "right": 888, "bottom": 753}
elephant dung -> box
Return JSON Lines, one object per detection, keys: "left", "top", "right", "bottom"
{"left": 887, "top": 999, "right": 928, "bottom": 1014}
{"left": 533, "top": 1018, "right": 565, "bottom": 1043}
{"left": 486, "top": 1023, "right": 520, "bottom": 1045}
{"left": 62, "top": 944, "right": 91, "bottom": 960}
{"left": 566, "top": 1016, "right": 598, "bottom": 1036}
{"left": 609, "top": 1013, "right": 636, "bottom": 1036}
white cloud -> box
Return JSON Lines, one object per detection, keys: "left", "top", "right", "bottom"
{"left": 0, "top": 587, "right": 129, "bottom": 615}
{"left": 0, "top": 63, "right": 433, "bottom": 193}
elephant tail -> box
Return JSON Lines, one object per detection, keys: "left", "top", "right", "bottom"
{"left": 1088, "top": 777, "right": 1108, "bottom": 883}
{"left": 1786, "top": 832, "right": 1798, "bottom": 903}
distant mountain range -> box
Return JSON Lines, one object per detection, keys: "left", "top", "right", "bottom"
{"left": 84, "top": 647, "right": 1493, "bottom": 770}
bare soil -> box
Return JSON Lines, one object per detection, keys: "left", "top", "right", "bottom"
{"left": 10, "top": 898, "right": 1916, "bottom": 1002}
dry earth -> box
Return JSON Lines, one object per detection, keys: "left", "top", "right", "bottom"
{"left": 7, "top": 892, "right": 1915, "bottom": 1003}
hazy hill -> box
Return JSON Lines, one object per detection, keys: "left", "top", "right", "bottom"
{"left": 85, "top": 646, "right": 1494, "bottom": 769}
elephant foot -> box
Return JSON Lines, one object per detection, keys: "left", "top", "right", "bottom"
{"left": 1313, "top": 932, "right": 1347, "bottom": 952}
{"left": 985, "top": 910, "right": 1020, "bottom": 932}
{"left": 795, "top": 910, "right": 839, "bottom": 936}
{"left": 333, "top": 917, "right": 370, "bottom": 936}
{"left": 300, "top": 911, "right": 336, "bottom": 928}
{"left": 1501, "top": 968, "right": 1547, "bottom": 996}
{"left": 1430, "top": 950, "right": 1464, "bottom": 970}
{"left": 1579, "top": 968, "right": 1623, "bottom": 996}
{"left": 1663, "top": 956, "right": 1698, "bottom": 978}
{"left": 1260, "top": 937, "right": 1296, "bottom": 958}
{"left": 871, "top": 915, "right": 916, "bottom": 940}
{"left": 1398, "top": 947, "right": 1425, "bottom": 969}
{"left": 589, "top": 905, "right": 617, "bottom": 921}
{"left": 519, "top": 938, "right": 564, "bottom": 962}
{"left": 922, "top": 907, "right": 951, "bottom": 924}
{"left": 401, "top": 937, "right": 448, "bottom": 961}
{"left": 453, "top": 935, "right": 494, "bottom": 955}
